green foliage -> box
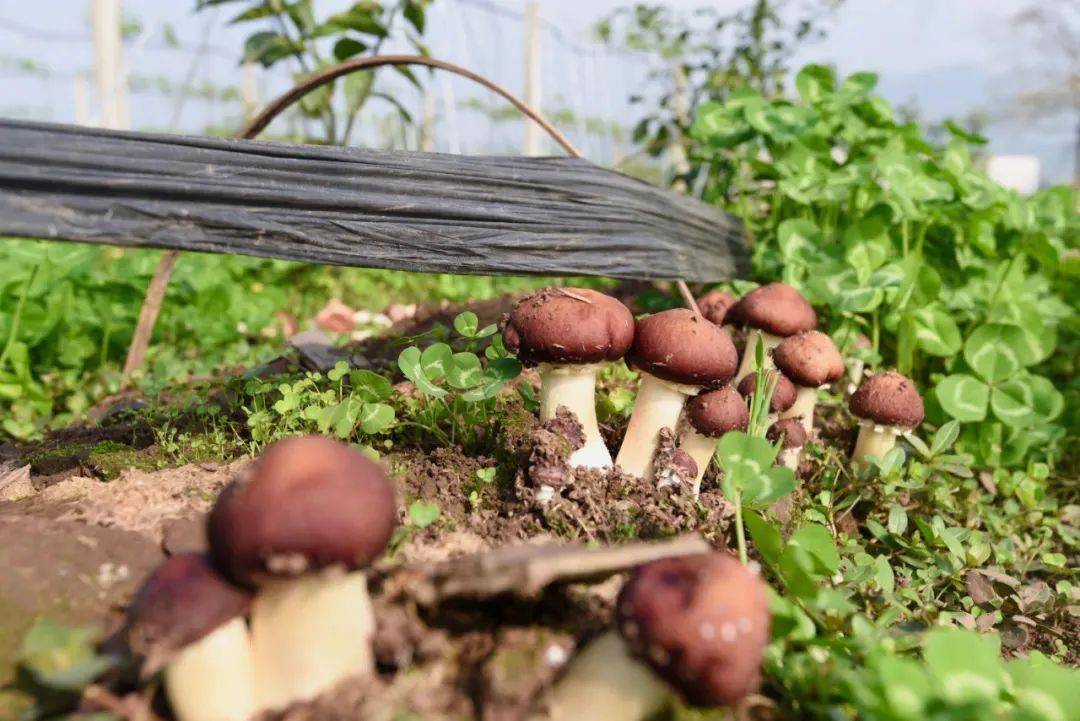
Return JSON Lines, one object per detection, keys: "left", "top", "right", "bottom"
{"left": 197, "top": 0, "right": 433, "bottom": 145}
{"left": 689, "top": 64, "right": 1077, "bottom": 469}
{"left": 394, "top": 312, "right": 522, "bottom": 448}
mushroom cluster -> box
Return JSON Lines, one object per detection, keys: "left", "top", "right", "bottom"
{"left": 122, "top": 435, "right": 398, "bottom": 720}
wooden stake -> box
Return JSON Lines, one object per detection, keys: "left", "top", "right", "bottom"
{"left": 122, "top": 250, "right": 177, "bottom": 381}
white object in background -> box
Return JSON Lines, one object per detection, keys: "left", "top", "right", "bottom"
{"left": 986, "top": 155, "right": 1041, "bottom": 195}
{"left": 523, "top": 1, "right": 542, "bottom": 156}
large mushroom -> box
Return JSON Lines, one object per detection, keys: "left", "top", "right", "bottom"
{"left": 849, "top": 371, "right": 925, "bottom": 465}
{"left": 727, "top": 283, "right": 817, "bottom": 383}
{"left": 208, "top": 435, "right": 397, "bottom": 711}
{"left": 773, "top": 330, "right": 844, "bottom": 435}
{"left": 678, "top": 386, "right": 749, "bottom": 497}
{"left": 767, "top": 417, "right": 808, "bottom": 470}
{"left": 536, "top": 553, "right": 771, "bottom": 720}
{"left": 124, "top": 553, "right": 255, "bottom": 721}
{"left": 737, "top": 370, "right": 798, "bottom": 423}
{"left": 615, "top": 309, "right": 738, "bottom": 481}
{"left": 502, "top": 287, "right": 635, "bottom": 469}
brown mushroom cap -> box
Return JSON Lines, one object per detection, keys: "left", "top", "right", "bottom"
{"left": 616, "top": 553, "right": 771, "bottom": 707}
{"left": 125, "top": 553, "right": 252, "bottom": 675}
{"left": 685, "top": 386, "right": 749, "bottom": 438}
{"left": 737, "top": 371, "right": 798, "bottom": 413}
{"left": 627, "top": 309, "right": 738, "bottom": 388}
{"left": 849, "top": 371, "right": 924, "bottom": 428}
{"left": 696, "top": 289, "right": 737, "bottom": 326}
{"left": 208, "top": 436, "right": 398, "bottom": 586}
{"left": 767, "top": 418, "right": 808, "bottom": 449}
{"left": 726, "top": 283, "right": 817, "bottom": 337}
{"left": 500, "top": 287, "right": 634, "bottom": 366}
{"left": 773, "top": 331, "right": 844, "bottom": 388}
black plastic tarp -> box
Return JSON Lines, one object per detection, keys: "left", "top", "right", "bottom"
{"left": 0, "top": 120, "right": 747, "bottom": 282}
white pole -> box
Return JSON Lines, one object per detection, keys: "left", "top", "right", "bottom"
{"left": 90, "top": 0, "right": 128, "bottom": 129}
{"left": 241, "top": 61, "right": 259, "bottom": 123}
{"left": 74, "top": 73, "right": 91, "bottom": 126}
{"left": 523, "top": 1, "right": 542, "bottom": 155}
{"left": 420, "top": 90, "right": 436, "bottom": 152}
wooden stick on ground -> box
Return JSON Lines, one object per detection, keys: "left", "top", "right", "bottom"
{"left": 122, "top": 250, "right": 178, "bottom": 381}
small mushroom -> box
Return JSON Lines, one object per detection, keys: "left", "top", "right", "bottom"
{"left": 678, "top": 386, "right": 749, "bottom": 497}
{"left": 208, "top": 436, "right": 398, "bottom": 711}
{"left": 536, "top": 553, "right": 771, "bottom": 721}
{"left": 615, "top": 309, "right": 738, "bottom": 481}
{"left": 736, "top": 370, "right": 797, "bottom": 424}
{"left": 696, "top": 289, "right": 737, "bottom": 328}
{"left": 773, "top": 330, "right": 844, "bottom": 435}
{"left": 502, "top": 287, "right": 635, "bottom": 469}
{"left": 849, "top": 371, "right": 925, "bottom": 465}
{"left": 727, "top": 283, "right": 817, "bottom": 383}
{"left": 767, "top": 418, "right": 808, "bottom": 470}
{"left": 124, "top": 553, "right": 255, "bottom": 721}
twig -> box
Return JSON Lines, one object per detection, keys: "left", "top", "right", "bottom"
{"left": 676, "top": 279, "right": 702, "bottom": 316}
{"left": 122, "top": 250, "right": 178, "bottom": 382}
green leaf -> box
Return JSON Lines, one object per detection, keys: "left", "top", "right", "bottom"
{"left": 964, "top": 323, "right": 1029, "bottom": 383}
{"left": 922, "top": 629, "right": 1003, "bottom": 705}
{"left": 359, "top": 402, "right": 394, "bottom": 434}
{"left": 333, "top": 37, "right": 368, "bottom": 61}
{"left": 454, "top": 311, "right": 479, "bottom": 338}
{"left": 19, "top": 619, "right": 115, "bottom": 691}
{"left": 350, "top": 369, "right": 392, "bottom": 402}
{"left": 871, "top": 653, "right": 930, "bottom": 718}
{"left": 324, "top": 6, "right": 389, "bottom": 37}
{"left": 743, "top": 511, "right": 783, "bottom": 566}
{"left": 460, "top": 358, "right": 521, "bottom": 401}
{"left": 936, "top": 374, "right": 990, "bottom": 422}
{"left": 407, "top": 500, "right": 440, "bottom": 528}
{"left": 910, "top": 305, "right": 962, "bottom": 356}
{"left": 991, "top": 375, "right": 1063, "bottom": 427}
{"left": 404, "top": 0, "right": 426, "bottom": 33}
{"left": 243, "top": 31, "right": 300, "bottom": 67}
{"left": 1008, "top": 652, "right": 1080, "bottom": 721}
{"left": 447, "top": 352, "right": 483, "bottom": 389}
{"left": 787, "top": 523, "right": 840, "bottom": 576}
{"left": 795, "top": 64, "right": 836, "bottom": 104}
{"left": 887, "top": 504, "right": 908, "bottom": 535}
{"left": 343, "top": 69, "right": 374, "bottom": 113}
{"left": 930, "top": 420, "right": 961, "bottom": 455}
{"left": 420, "top": 343, "right": 453, "bottom": 380}
{"left": 718, "top": 432, "right": 778, "bottom": 502}
{"left": 397, "top": 346, "right": 447, "bottom": 398}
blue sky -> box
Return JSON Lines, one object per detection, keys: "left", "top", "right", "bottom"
{"left": 0, "top": 0, "right": 1073, "bottom": 183}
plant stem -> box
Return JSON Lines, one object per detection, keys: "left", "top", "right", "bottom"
{"left": 734, "top": 492, "right": 747, "bottom": 565}
{"left": 0, "top": 265, "right": 39, "bottom": 370}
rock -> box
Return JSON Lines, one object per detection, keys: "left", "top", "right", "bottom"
{"left": 0, "top": 464, "right": 32, "bottom": 501}
{"left": 0, "top": 514, "right": 162, "bottom": 685}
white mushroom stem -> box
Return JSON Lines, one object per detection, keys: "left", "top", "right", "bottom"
{"left": 533, "top": 631, "right": 671, "bottom": 721}
{"left": 780, "top": 386, "right": 818, "bottom": 435}
{"left": 539, "top": 363, "right": 611, "bottom": 469}
{"left": 615, "top": 373, "right": 698, "bottom": 481}
{"left": 735, "top": 329, "right": 783, "bottom": 383}
{"left": 777, "top": 446, "right": 802, "bottom": 470}
{"left": 165, "top": 617, "right": 256, "bottom": 721}
{"left": 678, "top": 427, "right": 719, "bottom": 499}
{"left": 852, "top": 421, "right": 903, "bottom": 465}
{"left": 846, "top": 358, "right": 866, "bottom": 395}
{"left": 251, "top": 568, "right": 374, "bottom": 711}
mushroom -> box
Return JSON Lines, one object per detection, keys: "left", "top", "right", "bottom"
{"left": 773, "top": 330, "right": 844, "bottom": 435}
{"left": 615, "top": 309, "right": 738, "bottom": 481}
{"left": 678, "top": 386, "right": 749, "bottom": 497}
{"left": 124, "top": 553, "right": 255, "bottom": 721}
{"left": 849, "top": 371, "right": 925, "bottom": 465}
{"left": 502, "top": 287, "right": 635, "bottom": 469}
{"left": 767, "top": 418, "right": 808, "bottom": 470}
{"left": 696, "top": 289, "right": 737, "bottom": 328}
{"left": 727, "top": 283, "right": 817, "bottom": 383}
{"left": 536, "top": 553, "right": 771, "bottom": 721}
{"left": 207, "top": 435, "right": 397, "bottom": 711}
{"left": 736, "top": 370, "right": 797, "bottom": 424}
